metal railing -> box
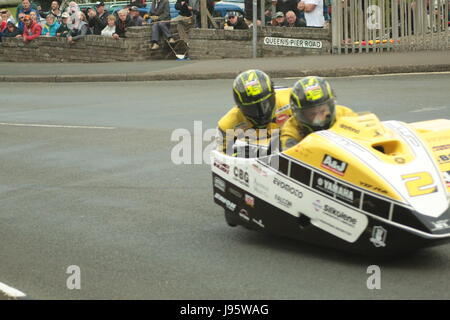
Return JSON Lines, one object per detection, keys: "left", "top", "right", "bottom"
{"left": 331, "top": 0, "right": 449, "bottom": 53}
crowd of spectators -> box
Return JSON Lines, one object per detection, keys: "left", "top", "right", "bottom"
{"left": 241, "top": 0, "right": 331, "bottom": 29}
{"left": 0, "top": 0, "right": 332, "bottom": 46}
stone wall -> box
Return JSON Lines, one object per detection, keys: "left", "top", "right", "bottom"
{"left": 0, "top": 22, "right": 332, "bottom": 62}
{"left": 0, "top": 22, "right": 189, "bottom": 63}
{"left": 187, "top": 27, "right": 332, "bottom": 59}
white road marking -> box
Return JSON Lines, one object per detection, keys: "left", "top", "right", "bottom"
{"left": 284, "top": 71, "right": 450, "bottom": 80}
{"left": 0, "top": 122, "right": 116, "bottom": 130}
{"left": 411, "top": 106, "right": 447, "bottom": 113}
{"left": 0, "top": 282, "right": 27, "bottom": 299}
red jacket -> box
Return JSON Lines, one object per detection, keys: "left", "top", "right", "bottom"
{"left": 23, "top": 21, "right": 42, "bottom": 41}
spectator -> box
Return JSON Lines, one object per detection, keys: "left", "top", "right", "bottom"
{"left": 270, "top": 11, "right": 285, "bottom": 26}
{"left": 282, "top": 10, "right": 306, "bottom": 27}
{"left": 67, "top": 11, "right": 90, "bottom": 44}
{"left": 41, "top": 1, "right": 62, "bottom": 21}
{"left": 149, "top": 0, "right": 174, "bottom": 49}
{"left": 173, "top": 0, "right": 192, "bottom": 21}
{"left": 16, "top": 0, "right": 39, "bottom": 21}
{"left": 1, "top": 9, "right": 15, "bottom": 32}
{"left": 66, "top": 1, "right": 80, "bottom": 30}
{"left": 129, "top": 6, "right": 143, "bottom": 26}
{"left": 130, "top": 0, "right": 146, "bottom": 9}
{"left": 272, "top": 0, "right": 299, "bottom": 16}
{"left": 113, "top": 9, "right": 134, "bottom": 39}
{"left": 224, "top": 11, "right": 248, "bottom": 30}
{"left": 56, "top": 11, "right": 70, "bottom": 36}
{"left": 297, "top": 0, "right": 324, "bottom": 27}
{"left": 29, "top": 11, "right": 41, "bottom": 25}
{"left": 244, "top": 0, "right": 272, "bottom": 26}
{"left": 41, "top": 13, "right": 60, "bottom": 36}
{"left": 0, "top": 21, "right": 21, "bottom": 42}
{"left": 101, "top": 14, "right": 116, "bottom": 37}
{"left": 87, "top": 1, "right": 109, "bottom": 35}
{"left": 0, "top": 10, "right": 7, "bottom": 32}
{"left": 17, "top": 14, "right": 42, "bottom": 42}
{"left": 17, "top": 13, "right": 26, "bottom": 33}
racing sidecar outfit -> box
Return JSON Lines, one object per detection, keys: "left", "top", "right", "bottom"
{"left": 217, "top": 87, "right": 293, "bottom": 155}
{"left": 280, "top": 105, "right": 357, "bottom": 151}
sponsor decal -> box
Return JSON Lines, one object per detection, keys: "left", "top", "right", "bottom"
{"left": 239, "top": 208, "right": 250, "bottom": 221}
{"left": 360, "top": 182, "right": 388, "bottom": 194}
{"left": 245, "top": 194, "right": 255, "bottom": 208}
{"left": 370, "top": 226, "right": 387, "bottom": 247}
{"left": 263, "top": 37, "right": 323, "bottom": 49}
{"left": 438, "top": 154, "right": 450, "bottom": 164}
{"left": 275, "top": 194, "right": 292, "bottom": 208}
{"left": 273, "top": 177, "right": 303, "bottom": 199}
{"left": 252, "top": 218, "right": 265, "bottom": 228}
{"left": 214, "top": 177, "right": 226, "bottom": 193}
{"left": 313, "top": 200, "right": 357, "bottom": 227}
{"left": 321, "top": 154, "right": 348, "bottom": 176}
{"left": 275, "top": 104, "right": 291, "bottom": 114}
{"left": 253, "top": 178, "right": 269, "bottom": 197}
{"left": 214, "top": 159, "right": 230, "bottom": 174}
{"left": 214, "top": 193, "right": 237, "bottom": 212}
{"left": 394, "top": 157, "right": 405, "bottom": 164}
{"left": 233, "top": 167, "right": 249, "bottom": 187}
{"left": 228, "top": 187, "right": 243, "bottom": 199}
{"left": 313, "top": 174, "right": 360, "bottom": 207}
{"left": 432, "top": 144, "right": 450, "bottom": 152}
{"left": 276, "top": 114, "right": 289, "bottom": 125}
{"left": 339, "top": 124, "right": 360, "bottom": 134}
{"left": 444, "top": 171, "right": 450, "bottom": 187}
{"left": 431, "top": 219, "right": 450, "bottom": 231}
{"left": 251, "top": 163, "right": 268, "bottom": 177}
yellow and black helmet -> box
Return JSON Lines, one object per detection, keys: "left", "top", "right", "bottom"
{"left": 290, "top": 76, "right": 336, "bottom": 131}
{"left": 232, "top": 69, "right": 276, "bottom": 127}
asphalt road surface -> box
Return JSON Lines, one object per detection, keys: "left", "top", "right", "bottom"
{"left": 0, "top": 73, "right": 449, "bottom": 300}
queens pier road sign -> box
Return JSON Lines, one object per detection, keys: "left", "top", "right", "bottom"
{"left": 263, "top": 37, "right": 323, "bottom": 49}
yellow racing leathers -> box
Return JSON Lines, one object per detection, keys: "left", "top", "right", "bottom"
{"left": 217, "top": 87, "right": 292, "bottom": 155}
{"left": 280, "top": 105, "right": 357, "bottom": 151}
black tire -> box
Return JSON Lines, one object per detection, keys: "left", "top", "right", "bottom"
{"left": 224, "top": 209, "right": 238, "bottom": 227}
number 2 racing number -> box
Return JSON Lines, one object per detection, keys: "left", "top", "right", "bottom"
{"left": 401, "top": 172, "right": 437, "bottom": 197}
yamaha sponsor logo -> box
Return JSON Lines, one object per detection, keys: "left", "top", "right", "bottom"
{"left": 275, "top": 194, "right": 292, "bottom": 208}
{"left": 316, "top": 176, "right": 354, "bottom": 202}
{"left": 233, "top": 167, "right": 249, "bottom": 187}
{"left": 214, "top": 177, "right": 226, "bottom": 193}
{"left": 273, "top": 177, "right": 303, "bottom": 199}
{"left": 321, "top": 154, "right": 348, "bottom": 176}
{"left": 214, "top": 159, "right": 230, "bottom": 174}
{"left": 214, "top": 193, "right": 237, "bottom": 212}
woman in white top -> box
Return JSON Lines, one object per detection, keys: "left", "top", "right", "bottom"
{"left": 101, "top": 15, "right": 116, "bottom": 37}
